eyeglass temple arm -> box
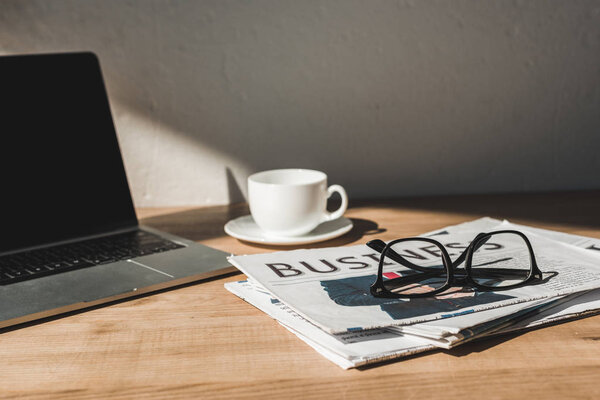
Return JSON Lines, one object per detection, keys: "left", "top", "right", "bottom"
{"left": 366, "top": 239, "right": 433, "bottom": 273}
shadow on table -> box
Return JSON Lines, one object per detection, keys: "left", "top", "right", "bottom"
{"left": 141, "top": 203, "right": 386, "bottom": 249}
{"left": 368, "top": 190, "right": 600, "bottom": 230}
{"left": 140, "top": 203, "right": 250, "bottom": 242}
{"left": 445, "top": 332, "right": 526, "bottom": 357}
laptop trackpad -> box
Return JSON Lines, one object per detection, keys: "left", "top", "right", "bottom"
{"left": 80, "top": 259, "right": 174, "bottom": 302}
{"left": 0, "top": 260, "right": 174, "bottom": 321}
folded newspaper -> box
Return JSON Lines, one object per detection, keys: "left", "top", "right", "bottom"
{"left": 225, "top": 218, "right": 600, "bottom": 368}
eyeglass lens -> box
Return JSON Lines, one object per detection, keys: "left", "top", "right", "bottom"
{"left": 470, "top": 232, "right": 532, "bottom": 288}
{"left": 381, "top": 240, "right": 448, "bottom": 295}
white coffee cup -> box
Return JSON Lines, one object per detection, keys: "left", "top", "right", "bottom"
{"left": 248, "top": 169, "right": 348, "bottom": 237}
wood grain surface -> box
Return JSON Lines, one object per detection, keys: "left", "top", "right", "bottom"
{"left": 2, "top": 191, "right": 600, "bottom": 399}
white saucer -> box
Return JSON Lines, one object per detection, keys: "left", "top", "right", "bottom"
{"left": 224, "top": 215, "right": 353, "bottom": 245}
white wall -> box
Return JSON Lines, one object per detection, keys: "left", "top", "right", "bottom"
{"left": 2, "top": 1, "right": 599, "bottom": 207}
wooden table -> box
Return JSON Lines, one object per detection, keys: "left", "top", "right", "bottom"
{"left": 2, "top": 191, "right": 600, "bottom": 399}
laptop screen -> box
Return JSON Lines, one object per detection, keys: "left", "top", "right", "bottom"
{"left": 0, "top": 52, "right": 138, "bottom": 253}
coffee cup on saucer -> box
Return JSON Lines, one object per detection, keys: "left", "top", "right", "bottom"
{"left": 224, "top": 169, "right": 352, "bottom": 245}
{"left": 248, "top": 168, "right": 348, "bottom": 237}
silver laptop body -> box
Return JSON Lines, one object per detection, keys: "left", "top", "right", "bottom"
{"left": 0, "top": 52, "right": 232, "bottom": 329}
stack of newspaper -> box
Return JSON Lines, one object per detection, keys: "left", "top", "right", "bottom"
{"left": 225, "top": 218, "right": 600, "bottom": 368}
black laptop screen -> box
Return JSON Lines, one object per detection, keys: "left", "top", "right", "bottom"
{"left": 0, "top": 52, "right": 138, "bottom": 253}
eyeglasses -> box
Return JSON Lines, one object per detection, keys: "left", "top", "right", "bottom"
{"left": 367, "top": 230, "right": 543, "bottom": 298}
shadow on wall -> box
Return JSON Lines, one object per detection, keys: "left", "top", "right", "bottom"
{"left": 1, "top": 1, "right": 600, "bottom": 206}
{"left": 226, "top": 167, "right": 245, "bottom": 204}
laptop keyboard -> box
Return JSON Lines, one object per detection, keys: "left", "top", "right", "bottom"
{"left": 0, "top": 230, "right": 185, "bottom": 285}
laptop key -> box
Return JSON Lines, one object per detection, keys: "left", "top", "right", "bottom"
{"left": 46, "top": 261, "right": 71, "bottom": 269}
{"left": 0, "top": 272, "right": 15, "bottom": 280}
{"left": 27, "top": 265, "right": 51, "bottom": 273}
{"left": 7, "top": 268, "right": 30, "bottom": 278}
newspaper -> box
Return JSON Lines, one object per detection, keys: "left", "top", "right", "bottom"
{"left": 228, "top": 221, "right": 600, "bottom": 334}
{"left": 225, "top": 280, "right": 600, "bottom": 368}
{"left": 225, "top": 218, "right": 600, "bottom": 368}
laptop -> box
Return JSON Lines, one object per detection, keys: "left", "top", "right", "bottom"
{"left": 0, "top": 52, "right": 233, "bottom": 329}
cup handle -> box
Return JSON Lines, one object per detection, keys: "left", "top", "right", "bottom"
{"left": 322, "top": 184, "right": 348, "bottom": 222}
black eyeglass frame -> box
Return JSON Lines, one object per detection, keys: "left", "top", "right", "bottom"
{"left": 368, "top": 230, "right": 543, "bottom": 299}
